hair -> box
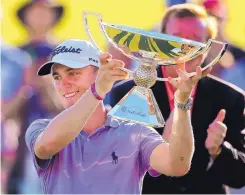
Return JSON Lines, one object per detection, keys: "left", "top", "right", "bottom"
{"left": 50, "top": 64, "right": 99, "bottom": 75}
{"left": 89, "top": 65, "right": 99, "bottom": 72}
{"left": 160, "top": 3, "right": 218, "bottom": 40}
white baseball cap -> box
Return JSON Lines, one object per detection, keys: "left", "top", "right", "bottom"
{"left": 37, "top": 39, "right": 101, "bottom": 76}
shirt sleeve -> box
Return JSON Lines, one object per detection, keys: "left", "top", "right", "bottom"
{"left": 138, "top": 125, "right": 166, "bottom": 176}
{"left": 25, "top": 119, "right": 54, "bottom": 171}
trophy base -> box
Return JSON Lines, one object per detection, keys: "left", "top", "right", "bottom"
{"left": 107, "top": 86, "right": 165, "bottom": 128}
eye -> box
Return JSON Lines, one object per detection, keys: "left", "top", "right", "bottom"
{"left": 69, "top": 71, "right": 79, "bottom": 76}
{"left": 53, "top": 75, "right": 61, "bottom": 80}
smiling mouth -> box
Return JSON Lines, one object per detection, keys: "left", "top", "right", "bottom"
{"left": 63, "top": 91, "right": 79, "bottom": 98}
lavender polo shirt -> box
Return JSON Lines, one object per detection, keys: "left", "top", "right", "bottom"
{"left": 25, "top": 117, "right": 165, "bottom": 194}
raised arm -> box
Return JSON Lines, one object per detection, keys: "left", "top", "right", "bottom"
{"left": 150, "top": 66, "right": 212, "bottom": 176}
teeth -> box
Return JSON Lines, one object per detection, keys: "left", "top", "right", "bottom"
{"left": 64, "top": 91, "right": 78, "bottom": 98}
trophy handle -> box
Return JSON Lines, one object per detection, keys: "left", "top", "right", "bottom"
{"left": 156, "top": 39, "right": 228, "bottom": 81}
{"left": 203, "top": 39, "right": 228, "bottom": 69}
{"left": 83, "top": 11, "right": 103, "bottom": 52}
{"left": 82, "top": 11, "right": 133, "bottom": 76}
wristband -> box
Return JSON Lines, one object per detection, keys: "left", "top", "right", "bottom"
{"left": 90, "top": 83, "right": 104, "bottom": 100}
{"left": 174, "top": 97, "right": 193, "bottom": 110}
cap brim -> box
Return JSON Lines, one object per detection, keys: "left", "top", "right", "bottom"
{"left": 37, "top": 61, "right": 54, "bottom": 76}
{"left": 37, "top": 59, "right": 100, "bottom": 76}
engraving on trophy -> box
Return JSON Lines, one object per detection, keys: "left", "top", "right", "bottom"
{"left": 120, "top": 106, "right": 146, "bottom": 118}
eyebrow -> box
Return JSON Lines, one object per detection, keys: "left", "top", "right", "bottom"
{"left": 52, "top": 67, "right": 75, "bottom": 77}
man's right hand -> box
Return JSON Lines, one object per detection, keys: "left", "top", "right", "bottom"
{"left": 95, "top": 53, "right": 129, "bottom": 98}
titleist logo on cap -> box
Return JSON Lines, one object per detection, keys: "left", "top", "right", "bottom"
{"left": 52, "top": 46, "right": 82, "bottom": 58}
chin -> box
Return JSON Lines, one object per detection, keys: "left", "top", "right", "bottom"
{"left": 60, "top": 98, "right": 77, "bottom": 109}
{"left": 59, "top": 92, "right": 84, "bottom": 109}
{"left": 63, "top": 101, "right": 75, "bottom": 109}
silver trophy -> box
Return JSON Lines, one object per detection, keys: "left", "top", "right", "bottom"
{"left": 83, "top": 11, "right": 228, "bottom": 128}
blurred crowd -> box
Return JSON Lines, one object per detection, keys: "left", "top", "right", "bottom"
{"left": 1, "top": 0, "right": 245, "bottom": 194}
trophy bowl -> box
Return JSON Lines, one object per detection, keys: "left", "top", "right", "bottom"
{"left": 83, "top": 11, "right": 228, "bottom": 128}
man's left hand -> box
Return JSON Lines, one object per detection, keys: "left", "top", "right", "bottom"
{"left": 168, "top": 64, "right": 212, "bottom": 103}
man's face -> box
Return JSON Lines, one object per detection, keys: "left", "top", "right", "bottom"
{"left": 52, "top": 64, "right": 98, "bottom": 109}
{"left": 24, "top": 3, "right": 56, "bottom": 33}
{"left": 164, "top": 16, "right": 209, "bottom": 77}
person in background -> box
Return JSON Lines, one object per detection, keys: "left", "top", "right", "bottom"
{"left": 1, "top": 41, "right": 32, "bottom": 194}
{"left": 202, "top": 0, "right": 245, "bottom": 97}
{"left": 201, "top": 0, "right": 245, "bottom": 77}
{"left": 221, "top": 57, "right": 245, "bottom": 91}
{"left": 109, "top": 3, "right": 245, "bottom": 194}
{"left": 6, "top": 0, "right": 65, "bottom": 193}
{"left": 166, "top": 0, "right": 187, "bottom": 7}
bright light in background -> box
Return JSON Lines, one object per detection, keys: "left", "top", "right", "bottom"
{"left": 1, "top": 0, "right": 165, "bottom": 50}
{"left": 1, "top": 0, "right": 245, "bottom": 50}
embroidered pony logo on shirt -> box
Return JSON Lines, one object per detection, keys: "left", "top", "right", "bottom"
{"left": 111, "top": 151, "right": 118, "bottom": 164}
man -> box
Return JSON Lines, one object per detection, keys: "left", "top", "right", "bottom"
{"left": 201, "top": 0, "right": 245, "bottom": 77}
{"left": 17, "top": 0, "right": 64, "bottom": 73}
{"left": 1, "top": 41, "right": 32, "bottom": 194}
{"left": 222, "top": 57, "right": 245, "bottom": 91}
{"left": 25, "top": 39, "right": 209, "bottom": 194}
{"left": 109, "top": 3, "right": 245, "bottom": 194}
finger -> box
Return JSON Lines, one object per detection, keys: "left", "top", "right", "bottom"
{"left": 168, "top": 77, "right": 178, "bottom": 88}
{"left": 176, "top": 69, "right": 189, "bottom": 81}
{"left": 111, "top": 61, "right": 125, "bottom": 70}
{"left": 208, "top": 129, "right": 226, "bottom": 140}
{"left": 108, "top": 69, "right": 129, "bottom": 77}
{"left": 206, "top": 134, "right": 223, "bottom": 148}
{"left": 208, "top": 130, "right": 226, "bottom": 140}
{"left": 206, "top": 132, "right": 223, "bottom": 145}
{"left": 99, "top": 52, "right": 112, "bottom": 64}
{"left": 207, "top": 129, "right": 227, "bottom": 144}
{"left": 214, "top": 109, "right": 226, "bottom": 123}
{"left": 202, "top": 67, "right": 212, "bottom": 77}
{"left": 109, "top": 75, "right": 129, "bottom": 82}
{"left": 101, "top": 60, "right": 124, "bottom": 70}
{"left": 209, "top": 120, "right": 227, "bottom": 129}
{"left": 214, "top": 121, "right": 227, "bottom": 131}
{"left": 205, "top": 139, "right": 218, "bottom": 150}
{"left": 110, "top": 59, "right": 125, "bottom": 68}
{"left": 192, "top": 66, "right": 202, "bottom": 83}
{"left": 208, "top": 122, "right": 227, "bottom": 134}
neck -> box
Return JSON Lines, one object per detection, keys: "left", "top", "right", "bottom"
{"left": 83, "top": 102, "right": 107, "bottom": 134}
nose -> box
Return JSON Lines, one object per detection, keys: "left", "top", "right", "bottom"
{"left": 60, "top": 77, "right": 72, "bottom": 88}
